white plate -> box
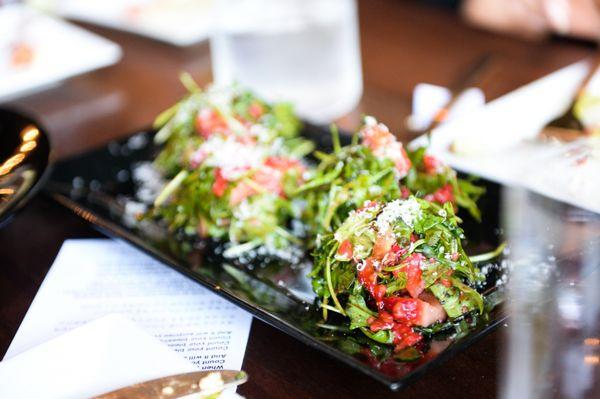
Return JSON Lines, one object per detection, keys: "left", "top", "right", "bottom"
{"left": 0, "top": 4, "right": 121, "bottom": 102}
{"left": 51, "top": 0, "right": 213, "bottom": 46}
{"left": 411, "top": 60, "right": 600, "bottom": 215}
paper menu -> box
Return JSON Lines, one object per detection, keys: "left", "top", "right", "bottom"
{"left": 4, "top": 239, "right": 253, "bottom": 372}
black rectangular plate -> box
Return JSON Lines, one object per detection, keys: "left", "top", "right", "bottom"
{"left": 47, "top": 123, "right": 507, "bottom": 390}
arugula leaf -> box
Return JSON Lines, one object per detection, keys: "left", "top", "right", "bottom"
{"left": 405, "top": 146, "right": 485, "bottom": 220}
{"left": 346, "top": 292, "right": 377, "bottom": 330}
{"left": 360, "top": 327, "right": 394, "bottom": 344}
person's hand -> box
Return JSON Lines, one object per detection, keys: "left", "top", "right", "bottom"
{"left": 461, "top": 0, "right": 600, "bottom": 41}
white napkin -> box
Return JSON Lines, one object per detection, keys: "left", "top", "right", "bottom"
{"left": 407, "top": 83, "right": 485, "bottom": 132}
{"left": 0, "top": 314, "right": 197, "bottom": 399}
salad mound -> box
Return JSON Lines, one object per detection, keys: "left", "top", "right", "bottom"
{"left": 298, "top": 117, "right": 484, "bottom": 238}
{"left": 311, "top": 197, "right": 484, "bottom": 352}
{"left": 136, "top": 80, "right": 501, "bottom": 357}
{"left": 146, "top": 78, "right": 313, "bottom": 254}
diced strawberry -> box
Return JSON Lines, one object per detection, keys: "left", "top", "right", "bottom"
{"left": 248, "top": 102, "right": 264, "bottom": 119}
{"left": 390, "top": 144, "right": 412, "bottom": 177}
{"left": 403, "top": 253, "right": 425, "bottom": 298}
{"left": 212, "top": 168, "right": 228, "bottom": 197}
{"left": 264, "top": 156, "right": 304, "bottom": 174}
{"left": 382, "top": 243, "right": 406, "bottom": 266}
{"left": 371, "top": 231, "right": 396, "bottom": 261}
{"left": 392, "top": 323, "right": 423, "bottom": 350}
{"left": 360, "top": 119, "right": 411, "bottom": 177}
{"left": 390, "top": 243, "right": 405, "bottom": 255}
{"left": 416, "top": 292, "right": 447, "bottom": 326}
{"left": 227, "top": 157, "right": 305, "bottom": 206}
{"left": 229, "top": 182, "right": 254, "bottom": 205}
{"left": 400, "top": 186, "right": 411, "bottom": 199}
{"left": 368, "top": 310, "right": 395, "bottom": 332}
{"left": 391, "top": 298, "right": 421, "bottom": 324}
{"left": 358, "top": 259, "right": 387, "bottom": 308}
{"left": 337, "top": 240, "right": 353, "bottom": 260}
{"left": 422, "top": 154, "right": 443, "bottom": 175}
{"left": 253, "top": 167, "right": 284, "bottom": 195}
{"left": 369, "top": 298, "right": 425, "bottom": 352}
{"left": 373, "top": 284, "right": 387, "bottom": 302}
{"left": 361, "top": 121, "right": 388, "bottom": 148}
{"left": 382, "top": 295, "right": 400, "bottom": 312}
{"left": 440, "top": 278, "right": 452, "bottom": 288}
{"left": 424, "top": 183, "right": 455, "bottom": 205}
{"left": 195, "top": 108, "right": 228, "bottom": 138}
{"left": 389, "top": 293, "right": 446, "bottom": 328}
{"left": 358, "top": 259, "right": 377, "bottom": 292}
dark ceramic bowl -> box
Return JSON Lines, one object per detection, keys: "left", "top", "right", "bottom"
{"left": 0, "top": 108, "right": 51, "bottom": 228}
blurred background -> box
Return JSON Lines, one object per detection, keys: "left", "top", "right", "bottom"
{"left": 4, "top": 0, "right": 600, "bottom": 159}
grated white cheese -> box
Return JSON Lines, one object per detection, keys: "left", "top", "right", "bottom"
{"left": 375, "top": 197, "right": 421, "bottom": 232}
{"left": 232, "top": 198, "right": 255, "bottom": 220}
{"left": 194, "top": 135, "right": 266, "bottom": 180}
{"left": 250, "top": 124, "right": 274, "bottom": 143}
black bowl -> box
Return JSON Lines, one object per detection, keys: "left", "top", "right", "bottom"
{"left": 0, "top": 108, "right": 51, "bottom": 227}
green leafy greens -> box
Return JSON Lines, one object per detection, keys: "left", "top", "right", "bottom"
{"left": 144, "top": 76, "right": 313, "bottom": 254}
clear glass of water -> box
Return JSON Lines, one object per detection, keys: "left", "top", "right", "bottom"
{"left": 501, "top": 188, "right": 600, "bottom": 399}
{"left": 210, "top": 0, "right": 363, "bottom": 123}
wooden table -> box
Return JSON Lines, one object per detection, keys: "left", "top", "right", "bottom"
{"left": 0, "top": 1, "right": 595, "bottom": 397}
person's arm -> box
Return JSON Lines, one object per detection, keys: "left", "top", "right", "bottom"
{"left": 461, "top": 0, "right": 600, "bottom": 41}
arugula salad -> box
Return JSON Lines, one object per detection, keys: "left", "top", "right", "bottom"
{"left": 311, "top": 197, "right": 485, "bottom": 352}
{"left": 143, "top": 80, "right": 497, "bottom": 355}
{"left": 297, "top": 116, "right": 484, "bottom": 237}
{"left": 145, "top": 77, "right": 313, "bottom": 255}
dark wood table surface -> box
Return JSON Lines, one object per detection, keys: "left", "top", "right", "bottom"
{"left": 0, "top": 1, "right": 596, "bottom": 398}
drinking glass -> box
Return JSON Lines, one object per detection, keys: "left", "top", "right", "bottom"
{"left": 210, "top": 0, "right": 363, "bottom": 123}
{"left": 501, "top": 188, "right": 600, "bottom": 399}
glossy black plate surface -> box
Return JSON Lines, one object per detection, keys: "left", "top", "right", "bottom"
{"left": 47, "top": 124, "right": 506, "bottom": 390}
{"left": 0, "top": 108, "right": 51, "bottom": 228}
